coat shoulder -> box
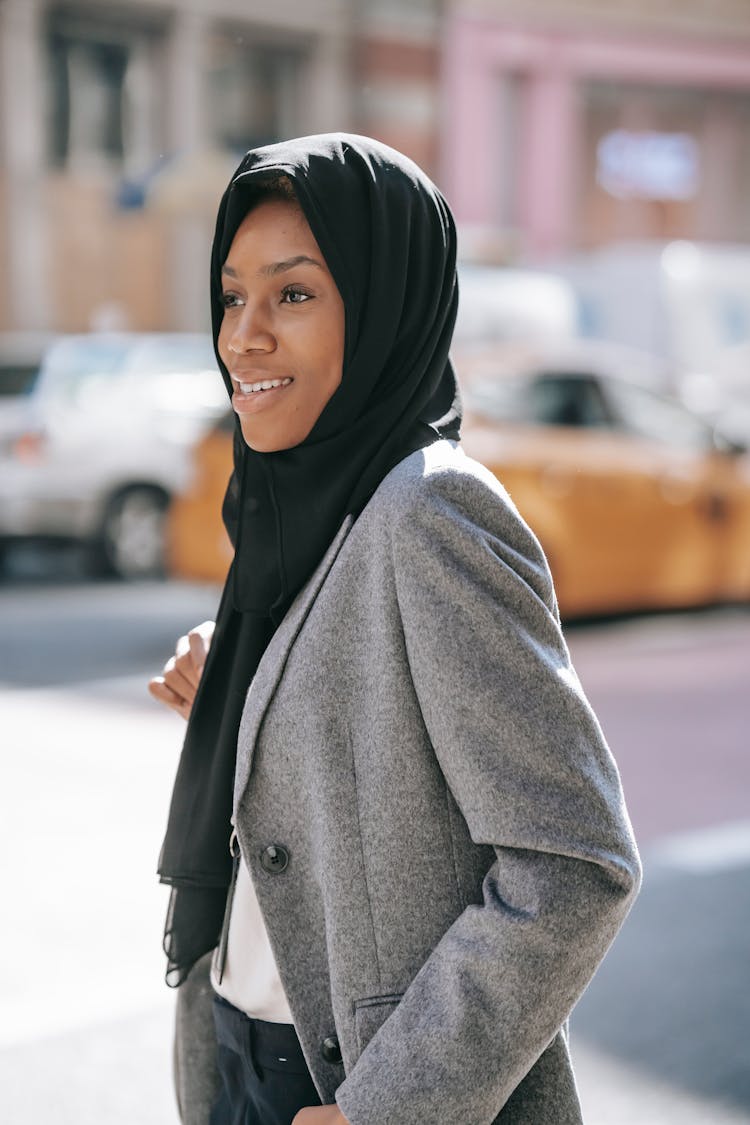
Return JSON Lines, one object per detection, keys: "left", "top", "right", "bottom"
{"left": 369, "top": 440, "right": 516, "bottom": 525}
{"left": 366, "top": 440, "right": 546, "bottom": 567}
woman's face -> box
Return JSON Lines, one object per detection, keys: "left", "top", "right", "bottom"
{"left": 218, "top": 197, "right": 345, "bottom": 453}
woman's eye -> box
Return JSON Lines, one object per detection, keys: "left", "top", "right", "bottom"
{"left": 221, "top": 292, "right": 243, "bottom": 309}
{"left": 281, "top": 286, "right": 312, "bottom": 304}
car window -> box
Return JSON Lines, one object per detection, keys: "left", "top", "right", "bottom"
{"left": 527, "top": 373, "right": 612, "bottom": 428}
{"left": 122, "top": 336, "right": 225, "bottom": 415}
{"left": 468, "top": 371, "right": 613, "bottom": 429}
{"left": 0, "top": 363, "right": 40, "bottom": 396}
{"left": 123, "top": 335, "right": 217, "bottom": 374}
{"left": 603, "top": 379, "right": 713, "bottom": 451}
{"left": 34, "top": 334, "right": 223, "bottom": 415}
{"left": 36, "top": 336, "right": 132, "bottom": 402}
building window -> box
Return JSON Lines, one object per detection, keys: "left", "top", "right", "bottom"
{"left": 207, "top": 32, "right": 304, "bottom": 154}
{"left": 48, "top": 33, "right": 128, "bottom": 167}
{"left": 45, "top": 15, "right": 162, "bottom": 173}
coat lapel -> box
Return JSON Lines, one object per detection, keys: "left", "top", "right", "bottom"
{"left": 233, "top": 515, "right": 354, "bottom": 804}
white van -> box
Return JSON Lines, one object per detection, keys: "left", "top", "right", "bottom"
{"left": 548, "top": 240, "right": 750, "bottom": 391}
{"left": 454, "top": 264, "right": 579, "bottom": 353}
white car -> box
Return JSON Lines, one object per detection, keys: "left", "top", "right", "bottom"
{"left": 0, "top": 332, "right": 227, "bottom": 578}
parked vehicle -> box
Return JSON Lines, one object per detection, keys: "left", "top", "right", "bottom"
{"left": 0, "top": 332, "right": 226, "bottom": 578}
{"left": 0, "top": 332, "right": 52, "bottom": 460}
{"left": 453, "top": 265, "right": 578, "bottom": 353}
{"left": 166, "top": 341, "right": 750, "bottom": 618}
{"left": 461, "top": 343, "right": 750, "bottom": 616}
{"left": 548, "top": 240, "right": 750, "bottom": 390}
{"left": 166, "top": 410, "right": 235, "bottom": 583}
{"left": 680, "top": 340, "right": 750, "bottom": 449}
{"left": 0, "top": 332, "right": 51, "bottom": 397}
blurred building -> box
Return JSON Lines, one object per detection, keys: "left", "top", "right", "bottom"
{"left": 2, "top": 0, "right": 750, "bottom": 333}
{"left": 443, "top": 0, "right": 750, "bottom": 262}
{"left": 0, "top": 0, "right": 356, "bottom": 333}
{"left": 351, "top": 0, "right": 441, "bottom": 177}
{"left": 0, "top": 0, "right": 449, "bottom": 335}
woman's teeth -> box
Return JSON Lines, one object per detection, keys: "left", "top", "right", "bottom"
{"left": 238, "top": 377, "right": 292, "bottom": 394}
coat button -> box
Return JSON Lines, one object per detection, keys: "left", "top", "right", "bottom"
{"left": 321, "top": 1035, "right": 342, "bottom": 1064}
{"left": 260, "top": 844, "right": 289, "bottom": 873}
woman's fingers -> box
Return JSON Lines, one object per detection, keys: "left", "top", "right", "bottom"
{"left": 171, "top": 620, "right": 215, "bottom": 694}
{"left": 148, "top": 675, "right": 192, "bottom": 721}
{"left": 163, "top": 653, "right": 199, "bottom": 703}
{"left": 149, "top": 620, "right": 216, "bottom": 721}
{"left": 188, "top": 621, "right": 214, "bottom": 674}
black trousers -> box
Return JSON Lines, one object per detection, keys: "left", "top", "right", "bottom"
{"left": 209, "top": 995, "right": 322, "bottom": 1125}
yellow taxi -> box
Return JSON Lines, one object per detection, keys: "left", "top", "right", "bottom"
{"left": 461, "top": 351, "right": 750, "bottom": 616}
{"left": 167, "top": 346, "right": 750, "bottom": 618}
{"left": 166, "top": 410, "right": 234, "bottom": 584}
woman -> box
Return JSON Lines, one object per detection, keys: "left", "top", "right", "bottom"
{"left": 150, "top": 133, "right": 641, "bottom": 1125}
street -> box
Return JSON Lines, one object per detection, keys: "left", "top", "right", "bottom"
{"left": 564, "top": 610, "right": 750, "bottom": 1124}
{"left": 0, "top": 563, "right": 748, "bottom": 1124}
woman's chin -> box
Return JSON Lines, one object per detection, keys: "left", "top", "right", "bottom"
{"left": 238, "top": 419, "right": 306, "bottom": 453}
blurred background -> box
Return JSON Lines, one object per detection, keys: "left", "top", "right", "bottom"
{"left": 0, "top": 0, "right": 748, "bottom": 1122}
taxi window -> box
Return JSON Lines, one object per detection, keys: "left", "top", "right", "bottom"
{"left": 468, "top": 372, "right": 613, "bottom": 428}
{"left": 528, "top": 373, "right": 612, "bottom": 428}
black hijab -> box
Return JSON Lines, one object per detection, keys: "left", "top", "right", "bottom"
{"left": 158, "top": 133, "right": 461, "bottom": 985}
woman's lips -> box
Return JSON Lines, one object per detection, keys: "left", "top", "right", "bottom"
{"left": 231, "top": 376, "right": 293, "bottom": 414}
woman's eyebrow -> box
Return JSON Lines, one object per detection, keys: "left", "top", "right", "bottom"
{"left": 262, "top": 255, "right": 324, "bottom": 277}
{"left": 221, "top": 256, "right": 324, "bottom": 280}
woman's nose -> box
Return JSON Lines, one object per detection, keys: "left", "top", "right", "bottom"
{"left": 227, "top": 304, "right": 276, "bottom": 354}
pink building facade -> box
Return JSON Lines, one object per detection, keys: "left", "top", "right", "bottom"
{"left": 441, "top": 11, "right": 750, "bottom": 262}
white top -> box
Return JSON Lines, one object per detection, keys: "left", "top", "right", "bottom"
{"left": 210, "top": 857, "right": 294, "bottom": 1023}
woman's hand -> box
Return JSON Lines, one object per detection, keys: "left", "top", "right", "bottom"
{"left": 292, "top": 1107, "right": 350, "bottom": 1125}
{"left": 148, "top": 620, "right": 215, "bottom": 720}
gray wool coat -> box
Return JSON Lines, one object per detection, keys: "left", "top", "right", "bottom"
{"left": 174, "top": 440, "right": 641, "bottom": 1125}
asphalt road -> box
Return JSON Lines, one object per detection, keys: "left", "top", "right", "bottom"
{"left": 0, "top": 559, "right": 748, "bottom": 1124}
{"left": 565, "top": 610, "right": 750, "bottom": 1123}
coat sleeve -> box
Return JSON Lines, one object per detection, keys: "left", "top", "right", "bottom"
{"left": 335, "top": 457, "right": 641, "bottom": 1125}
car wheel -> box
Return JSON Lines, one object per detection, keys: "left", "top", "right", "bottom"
{"left": 96, "top": 487, "right": 169, "bottom": 580}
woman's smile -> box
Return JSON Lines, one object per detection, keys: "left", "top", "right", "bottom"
{"left": 232, "top": 376, "right": 293, "bottom": 395}
{"left": 230, "top": 373, "right": 294, "bottom": 414}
